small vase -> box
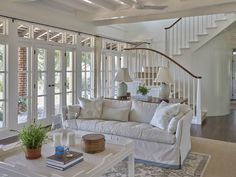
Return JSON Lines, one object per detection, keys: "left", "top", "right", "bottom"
{"left": 25, "top": 148, "right": 41, "bottom": 160}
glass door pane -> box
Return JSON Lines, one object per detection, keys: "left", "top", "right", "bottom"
{"left": 0, "top": 44, "right": 6, "bottom": 128}
{"left": 36, "top": 48, "right": 47, "bottom": 120}
{"left": 81, "top": 52, "right": 94, "bottom": 99}
{"left": 17, "top": 46, "right": 29, "bottom": 124}
{"left": 54, "top": 50, "right": 62, "bottom": 114}
{"left": 66, "top": 51, "right": 74, "bottom": 105}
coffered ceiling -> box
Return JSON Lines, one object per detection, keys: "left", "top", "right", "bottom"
{"left": 9, "top": 0, "right": 236, "bottom": 25}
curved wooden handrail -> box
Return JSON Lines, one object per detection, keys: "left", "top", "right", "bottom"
{"left": 124, "top": 47, "right": 202, "bottom": 79}
{"left": 133, "top": 42, "right": 148, "bottom": 48}
{"left": 165, "top": 18, "right": 182, "bottom": 30}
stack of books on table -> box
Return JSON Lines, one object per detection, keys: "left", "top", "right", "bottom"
{"left": 46, "top": 151, "right": 83, "bottom": 171}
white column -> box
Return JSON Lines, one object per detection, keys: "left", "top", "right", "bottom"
{"left": 94, "top": 37, "right": 102, "bottom": 98}
{"left": 7, "top": 19, "right": 18, "bottom": 130}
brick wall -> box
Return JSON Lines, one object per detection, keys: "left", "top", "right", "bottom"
{"left": 18, "top": 48, "right": 27, "bottom": 97}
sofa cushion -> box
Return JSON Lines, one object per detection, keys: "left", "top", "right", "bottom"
{"left": 130, "top": 100, "right": 158, "bottom": 123}
{"left": 103, "top": 99, "right": 132, "bottom": 109}
{"left": 67, "top": 105, "right": 81, "bottom": 119}
{"left": 72, "top": 119, "right": 175, "bottom": 144}
{"left": 150, "top": 102, "right": 180, "bottom": 130}
{"left": 78, "top": 97, "right": 103, "bottom": 119}
{"left": 101, "top": 105, "right": 130, "bottom": 122}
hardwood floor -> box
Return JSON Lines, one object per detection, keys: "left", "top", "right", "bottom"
{"left": 191, "top": 110, "right": 236, "bottom": 143}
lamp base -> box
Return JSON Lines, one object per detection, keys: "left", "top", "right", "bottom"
{"left": 117, "top": 82, "right": 127, "bottom": 97}
{"left": 158, "top": 83, "right": 170, "bottom": 100}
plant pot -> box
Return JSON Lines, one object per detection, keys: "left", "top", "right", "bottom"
{"left": 25, "top": 148, "right": 41, "bottom": 160}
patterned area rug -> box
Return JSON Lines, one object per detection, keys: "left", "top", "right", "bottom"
{"left": 102, "top": 152, "right": 210, "bottom": 177}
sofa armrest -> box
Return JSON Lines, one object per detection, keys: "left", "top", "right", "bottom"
{"left": 175, "top": 110, "right": 193, "bottom": 165}
{"left": 176, "top": 110, "right": 192, "bottom": 144}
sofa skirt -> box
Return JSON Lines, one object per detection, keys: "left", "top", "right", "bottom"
{"left": 70, "top": 129, "right": 182, "bottom": 168}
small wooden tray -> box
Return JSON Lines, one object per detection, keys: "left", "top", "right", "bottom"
{"left": 82, "top": 134, "right": 105, "bottom": 154}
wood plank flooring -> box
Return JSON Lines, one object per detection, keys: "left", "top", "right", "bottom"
{"left": 191, "top": 110, "right": 236, "bottom": 143}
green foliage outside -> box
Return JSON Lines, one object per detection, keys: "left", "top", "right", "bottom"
{"left": 137, "top": 84, "right": 150, "bottom": 96}
{"left": 37, "top": 49, "right": 46, "bottom": 71}
{"left": 18, "top": 98, "right": 27, "bottom": 113}
{"left": 18, "top": 123, "right": 48, "bottom": 149}
{"left": 0, "top": 46, "right": 4, "bottom": 93}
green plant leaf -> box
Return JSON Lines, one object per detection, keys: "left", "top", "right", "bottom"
{"left": 18, "top": 122, "right": 48, "bottom": 149}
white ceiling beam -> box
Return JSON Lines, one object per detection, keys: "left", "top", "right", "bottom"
{"left": 52, "top": 0, "right": 96, "bottom": 13}
{"left": 89, "top": 0, "right": 117, "bottom": 10}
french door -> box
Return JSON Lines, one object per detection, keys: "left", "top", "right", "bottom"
{"left": 101, "top": 52, "right": 122, "bottom": 97}
{"left": 16, "top": 44, "right": 76, "bottom": 126}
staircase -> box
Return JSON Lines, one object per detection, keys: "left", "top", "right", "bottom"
{"left": 164, "top": 12, "right": 236, "bottom": 123}
{"left": 165, "top": 13, "right": 236, "bottom": 57}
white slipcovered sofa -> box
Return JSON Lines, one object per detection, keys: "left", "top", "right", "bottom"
{"left": 62, "top": 98, "right": 192, "bottom": 169}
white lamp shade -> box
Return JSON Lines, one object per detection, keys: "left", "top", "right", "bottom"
{"left": 114, "top": 68, "right": 132, "bottom": 82}
{"left": 155, "top": 67, "right": 172, "bottom": 83}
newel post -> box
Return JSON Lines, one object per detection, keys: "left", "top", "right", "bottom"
{"left": 195, "top": 78, "right": 202, "bottom": 124}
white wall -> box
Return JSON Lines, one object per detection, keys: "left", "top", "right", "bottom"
{"left": 187, "top": 31, "right": 232, "bottom": 116}
{"left": 96, "top": 25, "right": 127, "bottom": 41}
{"left": 104, "top": 19, "right": 176, "bottom": 52}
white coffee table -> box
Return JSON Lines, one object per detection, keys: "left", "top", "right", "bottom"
{"left": 0, "top": 134, "right": 135, "bottom": 177}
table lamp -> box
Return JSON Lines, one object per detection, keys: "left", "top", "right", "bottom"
{"left": 114, "top": 68, "right": 132, "bottom": 97}
{"left": 155, "top": 67, "right": 172, "bottom": 100}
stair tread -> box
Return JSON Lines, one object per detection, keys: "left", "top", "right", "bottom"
{"left": 206, "top": 26, "right": 217, "bottom": 29}
{"left": 189, "top": 40, "right": 199, "bottom": 43}
{"left": 215, "top": 18, "right": 227, "bottom": 21}
{"left": 197, "top": 33, "right": 208, "bottom": 36}
{"left": 172, "top": 53, "right": 182, "bottom": 56}
{"left": 180, "top": 47, "right": 190, "bottom": 49}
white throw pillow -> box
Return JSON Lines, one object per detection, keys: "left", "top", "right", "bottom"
{"left": 101, "top": 105, "right": 130, "bottom": 122}
{"left": 130, "top": 100, "right": 158, "bottom": 123}
{"left": 78, "top": 97, "right": 103, "bottom": 119}
{"left": 150, "top": 102, "right": 180, "bottom": 130}
{"left": 167, "top": 112, "right": 184, "bottom": 134}
{"left": 67, "top": 105, "right": 81, "bottom": 120}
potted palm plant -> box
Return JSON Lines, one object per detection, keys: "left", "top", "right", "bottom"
{"left": 18, "top": 123, "right": 48, "bottom": 160}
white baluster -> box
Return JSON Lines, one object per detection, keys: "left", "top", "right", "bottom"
{"left": 183, "top": 72, "right": 186, "bottom": 99}
{"left": 178, "top": 69, "right": 181, "bottom": 99}
{"left": 171, "top": 28, "right": 174, "bottom": 56}
{"left": 188, "top": 75, "right": 190, "bottom": 106}
{"left": 196, "top": 78, "right": 202, "bottom": 124}
{"left": 173, "top": 65, "right": 176, "bottom": 99}
{"left": 192, "top": 79, "right": 196, "bottom": 116}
